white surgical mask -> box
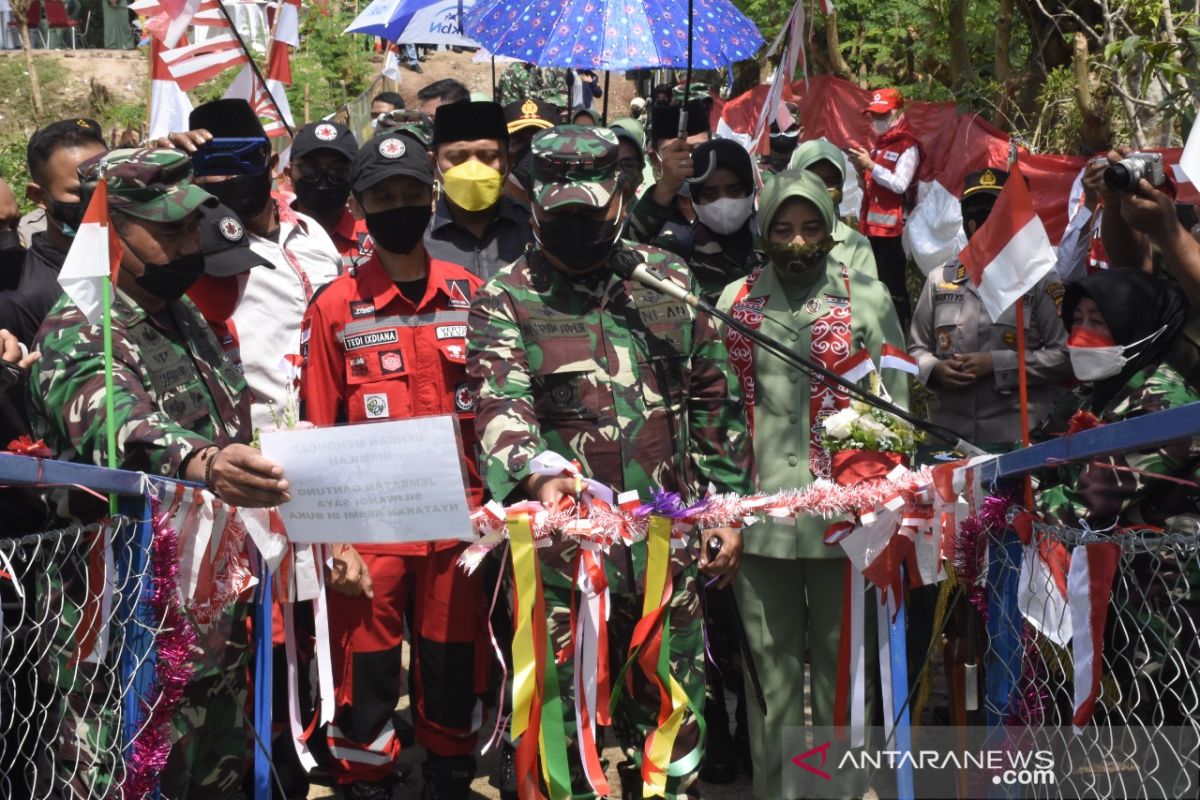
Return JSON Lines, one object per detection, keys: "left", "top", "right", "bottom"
{"left": 693, "top": 195, "right": 754, "bottom": 235}
{"left": 1068, "top": 325, "right": 1167, "bottom": 382}
{"left": 872, "top": 117, "right": 892, "bottom": 136}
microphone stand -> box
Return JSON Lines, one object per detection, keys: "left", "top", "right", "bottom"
{"left": 613, "top": 253, "right": 984, "bottom": 455}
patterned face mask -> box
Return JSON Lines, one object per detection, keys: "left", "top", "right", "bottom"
{"left": 763, "top": 238, "right": 835, "bottom": 281}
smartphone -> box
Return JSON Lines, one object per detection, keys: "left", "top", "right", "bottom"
{"left": 192, "top": 137, "right": 270, "bottom": 177}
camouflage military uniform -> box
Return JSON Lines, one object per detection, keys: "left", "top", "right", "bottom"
{"left": 628, "top": 189, "right": 755, "bottom": 302}
{"left": 27, "top": 149, "right": 254, "bottom": 800}
{"left": 467, "top": 127, "right": 752, "bottom": 798}
{"left": 497, "top": 62, "right": 569, "bottom": 108}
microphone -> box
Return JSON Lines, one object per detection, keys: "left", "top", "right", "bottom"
{"left": 613, "top": 250, "right": 983, "bottom": 455}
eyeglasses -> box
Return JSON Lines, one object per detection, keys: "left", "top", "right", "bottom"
{"left": 618, "top": 157, "right": 643, "bottom": 174}
{"left": 294, "top": 161, "right": 351, "bottom": 186}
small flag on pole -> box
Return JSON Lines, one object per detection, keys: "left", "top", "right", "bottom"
{"left": 958, "top": 162, "right": 1057, "bottom": 322}
{"left": 57, "top": 180, "right": 124, "bottom": 325}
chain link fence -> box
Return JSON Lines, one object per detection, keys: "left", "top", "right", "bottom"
{"left": 982, "top": 522, "right": 1200, "bottom": 799}
{"left": 0, "top": 515, "right": 159, "bottom": 800}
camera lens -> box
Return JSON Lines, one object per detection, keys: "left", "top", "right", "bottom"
{"left": 1104, "top": 161, "right": 1139, "bottom": 191}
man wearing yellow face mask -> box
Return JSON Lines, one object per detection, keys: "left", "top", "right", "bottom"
{"left": 425, "top": 100, "right": 534, "bottom": 281}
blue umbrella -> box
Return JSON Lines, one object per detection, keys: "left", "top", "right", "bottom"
{"left": 345, "top": 0, "right": 471, "bottom": 43}
{"left": 460, "top": 0, "right": 762, "bottom": 71}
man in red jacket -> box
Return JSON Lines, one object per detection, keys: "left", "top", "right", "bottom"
{"left": 849, "top": 87, "right": 922, "bottom": 326}
{"left": 299, "top": 130, "right": 486, "bottom": 800}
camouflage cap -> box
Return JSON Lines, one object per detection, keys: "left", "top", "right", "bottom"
{"left": 78, "top": 148, "right": 216, "bottom": 222}
{"left": 672, "top": 82, "right": 710, "bottom": 103}
{"left": 530, "top": 126, "right": 620, "bottom": 211}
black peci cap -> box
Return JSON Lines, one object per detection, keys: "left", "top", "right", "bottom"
{"left": 432, "top": 100, "right": 508, "bottom": 147}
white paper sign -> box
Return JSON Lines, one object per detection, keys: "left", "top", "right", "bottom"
{"left": 261, "top": 415, "right": 473, "bottom": 544}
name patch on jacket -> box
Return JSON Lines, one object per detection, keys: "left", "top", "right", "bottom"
{"left": 436, "top": 324, "right": 467, "bottom": 340}
{"left": 344, "top": 329, "right": 399, "bottom": 351}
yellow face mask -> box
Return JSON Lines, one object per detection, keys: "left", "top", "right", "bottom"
{"left": 440, "top": 159, "right": 504, "bottom": 212}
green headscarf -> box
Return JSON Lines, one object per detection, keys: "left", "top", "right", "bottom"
{"left": 756, "top": 169, "right": 837, "bottom": 245}
{"left": 788, "top": 138, "right": 847, "bottom": 181}
{"left": 756, "top": 169, "right": 838, "bottom": 282}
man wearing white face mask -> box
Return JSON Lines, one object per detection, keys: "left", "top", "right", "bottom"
{"left": 848, "top": 88, "right": 921, "bottom": 327}
{"left": 631, "top": 136, "right": 757, "bottom": 301}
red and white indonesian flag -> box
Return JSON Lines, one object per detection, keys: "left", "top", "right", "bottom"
{"left": 958, "top": 162, "right": 1058, "bottom": 322}
{"left": 149, "top": 37, "right": 194, "bottom": 140}
{"left": 1017, "top": 532, "right": 1072, "bottom": 647}
{"left": 880, "top": 343, "right": 919, "bottom": 375}
{"left": 837, "top": 349, "right": 875, "bottom": 383}
{"left": 160, "top": 34, "right": 250, "bottom": 91}
{"left": 1068, "top": 541, "right": 1120, "bottom": 732}
{"left": 57, "top": 180, "right": 124, "bottom": 324}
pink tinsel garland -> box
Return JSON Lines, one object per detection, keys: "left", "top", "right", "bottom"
{"left": 951, "top": 492, "right": 1015, "bottom": 622}
{"left": 458, "top": 467, "right": 933, "bottom": 573}
{"left": 124, "top": 499, "right": 198, "bottom": 800}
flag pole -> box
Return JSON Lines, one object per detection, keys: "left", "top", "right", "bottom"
{"left": 101, "top": 239, "right": 118, "bottom": 518}
{"left": 215, "top": 1, "right": 294, "bottom": 137}
{"left": 1008, "top": 142, "right": 1035, "bottom": 511}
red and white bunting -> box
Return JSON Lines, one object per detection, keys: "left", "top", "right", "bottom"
{"left": 160, "top": 34, "right": 250, "bottom": 91}
{"left": 149, "top": 37, "right": 194, "bottom": 140}
{"left": 1068, "top": 541, "right": 1120, "bottom": 733}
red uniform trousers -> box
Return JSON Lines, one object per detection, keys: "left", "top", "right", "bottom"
{"left": 325, "top": 542, "right": 486, "bottom": 783}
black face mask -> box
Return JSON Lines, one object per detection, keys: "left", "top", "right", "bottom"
{"left": 962, "top": 208, "right": 991, "bottom": 240}
{"left": 204, "top": 171, "right": 273, "bottom": 220}
{"left": 132, "top": 251, "right": 207, "bottom": 304}
{"left": 534, "top": 202, "right": 623, "bottom": 272}
{"left": 364, "top": 205, "right": 432, "bottom": 255}
{"left": 48, "top": 199, "right": 85, "bottom": 237}
{"left": 293, "top": 180, "right": 351, "bottom": 217}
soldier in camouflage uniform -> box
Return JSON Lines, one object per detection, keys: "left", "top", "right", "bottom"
{"left": 497, "top": 62, "right": 569, "bottom": 109}
{"left": 466, "top": 126, "right": 753, "bottom": 799}
{"left": 28, "top": 148, "right": 290, "bottom": 800}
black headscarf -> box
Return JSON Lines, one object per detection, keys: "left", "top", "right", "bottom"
{"left": 1062, "top": 269, "right": 1189, "bottom": 406}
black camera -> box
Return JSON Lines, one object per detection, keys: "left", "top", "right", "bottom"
{"left": 1103, "top": 152, "right": 1166, "bottom": 191}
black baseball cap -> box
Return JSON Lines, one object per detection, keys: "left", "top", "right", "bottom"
{"left": 292, "top": 121, "right": 358, "bottom": 162}
{"left": 351, "top": 131, "right": 434, "bottom": 193}
{"left": 198, "top": 201, "right": 273, "bottom": 277}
